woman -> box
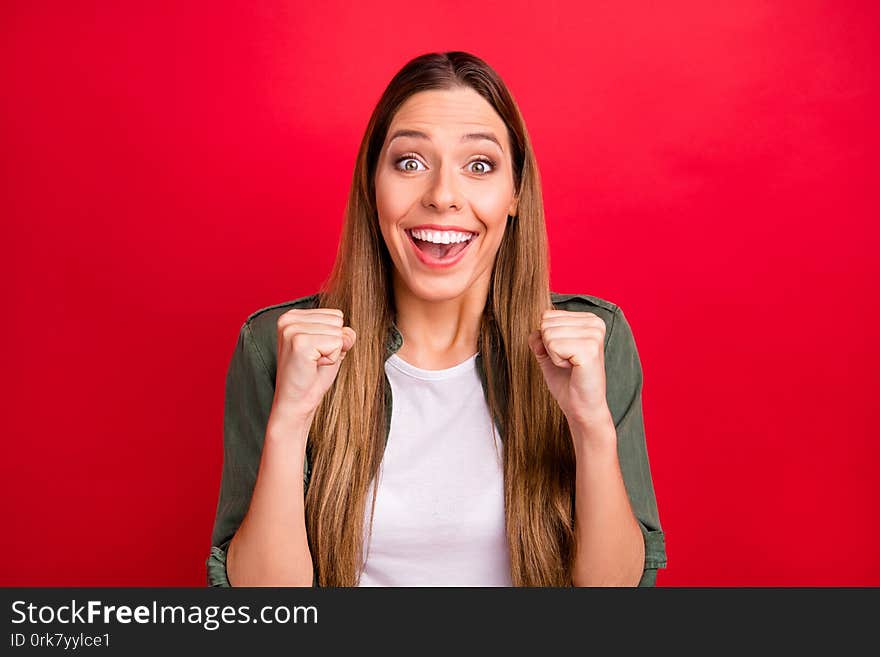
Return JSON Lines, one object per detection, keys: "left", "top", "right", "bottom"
{"left": 207, "top": 51, "right": 666, "bottom": 587}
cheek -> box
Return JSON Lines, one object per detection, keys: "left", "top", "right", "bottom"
{"left": 482, "top": 226, "right": 507, "bottom": 256}
{"left": 375, "top": 172, "right": 415, "bottom": 224}
{"left": 373, "top": 171, "right": 390, "bottom": 218}
{"left": 471, "top": 187, "right": 514, "bottom": 229}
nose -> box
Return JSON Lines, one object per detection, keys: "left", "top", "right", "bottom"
{"left": 421, "top": 160, "right": 463, "bottom": 212}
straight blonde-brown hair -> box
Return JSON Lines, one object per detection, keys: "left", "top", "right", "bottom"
{"left": 305, "top": 51, "right": 575, "bottom": 586}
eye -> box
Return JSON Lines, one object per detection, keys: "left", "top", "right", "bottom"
{"left": 467, "top": 157, "right": 496, "bottom": 175}
{"left": 394, "top": 153, "right": 426, "bottom": 172}
{"left": 393, "top": 153, "right": 497, "bottom": 175}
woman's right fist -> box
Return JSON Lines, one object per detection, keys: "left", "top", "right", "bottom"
{"left": 271, "top": 308, "right": 356, "bottom": 424}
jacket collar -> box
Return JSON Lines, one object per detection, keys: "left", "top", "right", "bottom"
{"left": 384, "top": 322, "right": 404, "bottom": 359}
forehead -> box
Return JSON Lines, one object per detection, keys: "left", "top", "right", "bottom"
{"left": 386, "top": 87, "right": 508, "bottom": 145}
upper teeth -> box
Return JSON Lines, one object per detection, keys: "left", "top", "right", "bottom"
{"left": 410, "top": 229, "right": 474, "bottom": 244}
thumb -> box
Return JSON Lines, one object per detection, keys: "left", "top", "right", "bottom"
{"left": 318, "top": 328, "right": 357, "bottom": 367}
{"left": 340, "top": 327, "right": 357, "bottom": 356}
{"left": 528, "top": 330, "right": 548, "bottom": 359}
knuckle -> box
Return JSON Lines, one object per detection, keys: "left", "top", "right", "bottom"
{"left": 318, "top": 308, "right": 344, "bottom": 325}
{"left": 278, "top": 309, "right": 301, "bottom": 328}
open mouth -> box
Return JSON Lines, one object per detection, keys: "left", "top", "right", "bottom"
{"left": 405, "top": 229, "right": 476, "bottom": 262}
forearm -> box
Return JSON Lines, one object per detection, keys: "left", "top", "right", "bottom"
{"left": 570, "top": 415, "right": 645, "bottom": 587}
{"left": 226, "top": 410, "right": 314, "bottom": 586}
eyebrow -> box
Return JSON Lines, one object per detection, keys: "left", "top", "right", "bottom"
{"left": 387, "top": 129, "right": 504, "bottom": 153}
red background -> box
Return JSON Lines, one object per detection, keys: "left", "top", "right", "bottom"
{"left": 3, "top": 1, "right": 877, "bottom": 586}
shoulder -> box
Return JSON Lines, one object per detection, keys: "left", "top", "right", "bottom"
{"left": 240, "top": 292, "right": 322, "bottom": 360}
{"left": 550, "top": 291, "right": 620, "bottom": 315}
{"left": 244, "top": 292, "right": 321, "bottom": 325}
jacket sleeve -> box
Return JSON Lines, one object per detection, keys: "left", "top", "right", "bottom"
{"left": 206, "top": 320, "right": 277, "bottom": 587}
{"left": 603, "top": 306, "right": 667, "bottom": 586}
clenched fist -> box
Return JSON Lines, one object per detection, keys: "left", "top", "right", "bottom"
{"left": 270, "top": 308, "right": 357, "bottom": 427}
{"left": 527, "top": 309, "right": 613, "bottom": 432}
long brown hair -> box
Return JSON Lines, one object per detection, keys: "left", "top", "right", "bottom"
{"left": 305, "top": 51, "right": 575, "bottom": 586}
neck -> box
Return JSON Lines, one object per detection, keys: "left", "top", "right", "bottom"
{"left": 391, "top": 271, "right": 490, "bottom": 370}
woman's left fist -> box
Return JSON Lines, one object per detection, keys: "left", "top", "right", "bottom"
{"left": 527, "top": 310, "right": 613, "bottom": 429}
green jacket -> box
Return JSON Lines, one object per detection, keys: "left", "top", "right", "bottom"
{"left": 207, "top": 291, "right": 667, "bottom": 587}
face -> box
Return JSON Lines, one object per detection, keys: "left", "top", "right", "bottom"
{"left": 374, "top": 87, "right": 518, "bottom": 303}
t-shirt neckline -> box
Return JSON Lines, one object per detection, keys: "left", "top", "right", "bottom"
{"left": 386, "top": 351, "right": 479, "bottom": 381}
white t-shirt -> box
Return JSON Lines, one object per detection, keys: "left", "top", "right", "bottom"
{"left": 356, "top": 351, "right": 513, "bottom": 586}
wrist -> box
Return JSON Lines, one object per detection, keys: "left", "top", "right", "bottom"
{"left": 567, "top": 408, "right": 617, "bottom": 453}
{"left": 566, "top": 405, "right": 614, "bottom": 434}
{"left": 267, "top": 404, "right": 314, "bottom": 445}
